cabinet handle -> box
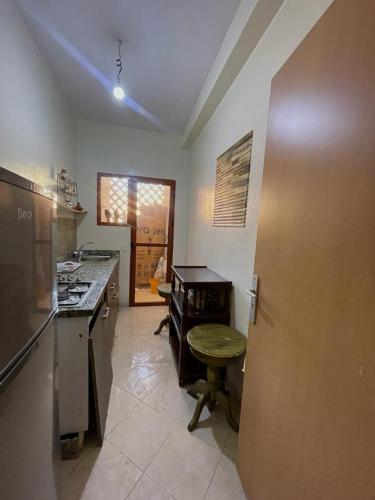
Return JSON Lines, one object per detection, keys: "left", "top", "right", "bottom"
{"left": 102, "top": 307, "right": 110, "bottom": 319}
{"left": 109, "top": 283, "right": 116, "bottom": 291}
{"left": 113, "top": 293, "right": 118, "bottom": 299}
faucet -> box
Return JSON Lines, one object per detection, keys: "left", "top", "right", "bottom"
{"left": 73, "top": 241, "right": 94, "bottom": 261}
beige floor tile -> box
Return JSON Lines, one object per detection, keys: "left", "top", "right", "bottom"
{"left": 107, "top": 402, "right": 175, "bottom": 470}
{"left": 145, "top": 346, "right": 176, "bottom": 375}
{"left": 144, "top": 379, "right": 195, "bottom": 428}
{"left": 135, "top": 288, "right": 166, "bottom": 303}
{"left": 146, "top": 344, "right": 174, "bottom": 366}
{"left": 114, "top": 332, "right": 158, "bottom": 357}
{"left": 105, "top": 385, "right": 140, "bottom": 435}
{"left": 111, "top": 348, "right": 137, "bottom": 379}
{"left": 190, "top": 405, "right": 232, "bottom": 451}
{"left": 112, "top": 346, "right": 152, "bottom": 376}
{"left": 204, "top": 454, "right": 246, "bottom": 500}
{"left": 115, "top": 364, "right": 164, "bottom": 400}
{"left": 127, "top": 474, "right": 175, "bottom": 500}
{"left": 61, "top": 440, "right": 141, "bottom": 500}
{"left": 146, "top": 426, "right": 220, "bottom": 500}
{"left": 223, "top": 429, "right": 239, "bottom": 462}
{"left": 59, "top": 432, "right": 98, "bottom": 481}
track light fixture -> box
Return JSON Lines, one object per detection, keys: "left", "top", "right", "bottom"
{"left": 113, "top": 39, "right": 125, "bottom": 100}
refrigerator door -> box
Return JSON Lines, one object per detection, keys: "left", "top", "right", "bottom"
{"left": 0, "top": 315, "right": 58, "bottom": 500}
{"left": 0, "top": 169, "right": 55, "bottom": 377}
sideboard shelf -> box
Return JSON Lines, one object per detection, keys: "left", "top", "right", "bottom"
{"left": 169, "top": 265, "right": 232, "bottom": 386}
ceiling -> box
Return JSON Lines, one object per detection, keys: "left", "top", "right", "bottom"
{"left": 14, "top": 0, "right": 241, "bottom": 133}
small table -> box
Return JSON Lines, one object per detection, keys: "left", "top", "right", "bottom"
{"left": 187, "top": 323, "right": 246, "bottom": 432}
{"left": 153, "top": 283, "right": 171, "bottom": 335}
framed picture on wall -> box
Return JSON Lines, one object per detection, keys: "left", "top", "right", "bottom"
{"left": 213, "top": 132, "right": 253, "bottom": 228}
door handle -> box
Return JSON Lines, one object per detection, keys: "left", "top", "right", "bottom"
{"left": 246, "top": 274, "right": 259, "bottom": 324}
{"left": 112, "top": 293, "right": 118, "bottom": 299}
{"left": 0, "top": 341, "right": 39, "bottom": 393}
{"left": 109, "top": 283, "right": 116, "bottom": 291}
{"left": 102, "top": 307, "right": 110, "bottom": 319}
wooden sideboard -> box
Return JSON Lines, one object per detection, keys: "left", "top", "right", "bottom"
{"left": 169, "top": 265, "right": 232, "bottom": 386}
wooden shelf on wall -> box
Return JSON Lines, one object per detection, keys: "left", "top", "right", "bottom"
{"left": 57, "top": 204, "right": 87, "bottom": 217}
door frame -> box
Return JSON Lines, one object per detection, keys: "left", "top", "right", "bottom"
{"left": 128, "top": 176, "right": 175, "bottom": 307}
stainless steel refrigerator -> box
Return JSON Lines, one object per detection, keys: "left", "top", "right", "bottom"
{"left": 0, "top": 167, "right": 59, "bottom": 500}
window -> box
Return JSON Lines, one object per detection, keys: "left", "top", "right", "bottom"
{"left": 97, "top": 173, "right": 129, "bottom": 226}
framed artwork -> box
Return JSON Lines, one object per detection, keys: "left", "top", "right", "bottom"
{"left": 213, "top": 132, "right": 252, "bottom": 227}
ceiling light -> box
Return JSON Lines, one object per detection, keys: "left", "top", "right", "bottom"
{"left": 113, "top": 86, "right": 125, "bottom": 100}
{"left": 113, "top": 39, "right": 125, "bottom": 101}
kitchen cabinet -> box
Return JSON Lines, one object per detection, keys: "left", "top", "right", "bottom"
{"left": 89, "top": 301, "right": 113, "bottom": 444}
{"left": 57, "top": 261, "right": 120, "bottom": 442}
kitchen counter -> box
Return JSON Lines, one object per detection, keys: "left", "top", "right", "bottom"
{"left": 57, "top": 253, "right": 120, "bottom": 318}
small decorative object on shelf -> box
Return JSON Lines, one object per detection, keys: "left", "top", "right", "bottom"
{"left": 169, "top": 265, "right": 232, "bottom": 386}
{"left": 73, "top": 202, "right": 83, "bottom": 212}
{"left": 57, "top": 168, "right": 84, "bottom": 214}
{"left": 105, "top": 208, "right": 111, "bottom": 222}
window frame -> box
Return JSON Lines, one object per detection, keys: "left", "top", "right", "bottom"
{"left": 97, "top": 172, "right": 130, "bottom": 227}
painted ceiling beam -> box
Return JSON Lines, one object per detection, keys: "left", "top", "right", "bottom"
{"left": 182, "top": 0, "right": 284, "bottom": 150}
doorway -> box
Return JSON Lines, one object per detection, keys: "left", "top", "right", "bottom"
{"left": 128, "top": 176, "right": 175, "bottom": 306}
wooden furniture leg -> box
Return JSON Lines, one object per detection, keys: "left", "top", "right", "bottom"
{"left": 186, "top": 324, "right": 246, "bottom": 433}
{"left": 188, "top": 389, "right": 210, "bottom": 432}
{"left": 154, "top": 314, "right": 170, "bottom": 335}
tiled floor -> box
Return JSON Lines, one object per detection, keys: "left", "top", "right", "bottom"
{"left": 60, "top": 306, "right": 247, "bottom": 500}
{"left": 135, "top": 287, "right": 165, "bottom": 304}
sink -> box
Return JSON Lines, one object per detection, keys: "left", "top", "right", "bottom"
{"left": 81, "top": 255, "right": 111, "bottom": 261}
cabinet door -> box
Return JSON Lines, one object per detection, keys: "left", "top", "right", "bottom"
{"left": 89, "top": 301, "right": 113, "bottom": 444}
{"left": 107, "top": 269, "right": 119, "bottom": 346}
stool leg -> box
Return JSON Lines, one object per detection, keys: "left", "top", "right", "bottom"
{"left": 206, "top": 365, "right": 220, "bottom": 412}
{"left": 187, "top": 379, "right": 207, "bottom": 399}
{"left": 188, "top": 389, "right": 210, "bottom": 432}
{"left": 154, "top": 314, "right": 170, "bottom": 335}
{"left": 215, "top": 390, "right": 239, "bottom": 433}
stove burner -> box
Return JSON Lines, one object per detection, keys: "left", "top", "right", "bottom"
{"left": 58, "top": 296, "right": 80, "bottom": 306}
{"left": 57, "top": 274, "right": 82, "bottom": 283}
{"left": 57, "top": 279, "right": 95, "bottom": 308}
{"left": 58, "top": 290, "right": 70, "bottom": 301}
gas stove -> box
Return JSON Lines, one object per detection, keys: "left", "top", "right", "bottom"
{"left": 57, "top": 274, "right": 95, "bottom": 307}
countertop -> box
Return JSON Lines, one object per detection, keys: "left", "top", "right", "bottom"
{"left": 171, "top": 265, "right": 232, "bottom": 286}
{"left": 57, "top": 254, "right": 119, "bottom": 318}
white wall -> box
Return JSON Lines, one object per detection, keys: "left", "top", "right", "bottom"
{"left": 76, "top": 120, "right": 189, "bottom": 305}
{"left": 0, "top": 0, "right": 76, "bottom": 189}
{"left": 187, "top": 0, "right": 334, "bottom": 339}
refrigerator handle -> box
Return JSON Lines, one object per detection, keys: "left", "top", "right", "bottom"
{"left": 0, "top": 341, "right": 39, "bottom": 394}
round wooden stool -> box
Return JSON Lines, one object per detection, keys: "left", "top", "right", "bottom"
{"left": 153, "top": 283, "right": 172, "bottom": 335}
{"left": 187, "top": 323, "right": 246, "bottom": 433}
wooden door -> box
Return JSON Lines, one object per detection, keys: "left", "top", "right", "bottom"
{"left": 238, "top": 1, "right": 375, "bottom": 499}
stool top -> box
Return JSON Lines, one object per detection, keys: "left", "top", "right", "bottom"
{"left": 157, "top": 282, "right": 172, "bottom": 298}
{"left": 187, "top": 323, "right": 246, "bottom": 360}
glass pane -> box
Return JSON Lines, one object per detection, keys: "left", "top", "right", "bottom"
{"left": 134, "top": 246, "right": 167, "bottom": 304}
{"left": 99, "top": 176, "right": 128, "bottom": 225}
{"left": 136, "top": 182, "right": 170, "bottom": 244}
